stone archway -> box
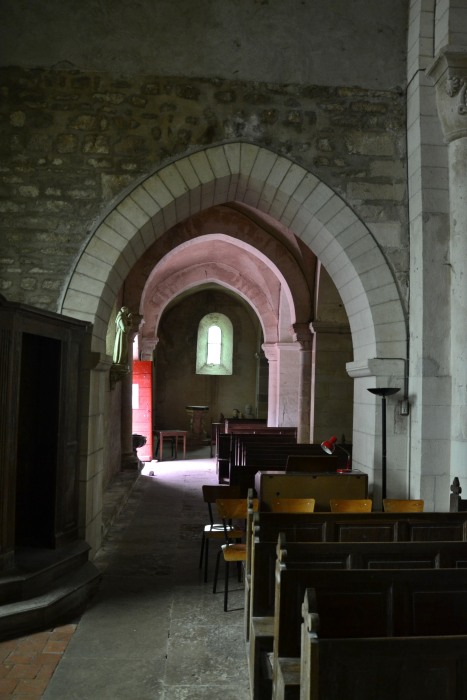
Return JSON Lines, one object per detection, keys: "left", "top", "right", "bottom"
{"left": 61, "top": 142, "right": 408, "bottom": 551}
{"left": 61, "top": 143, "right": 405, "bottom": 361}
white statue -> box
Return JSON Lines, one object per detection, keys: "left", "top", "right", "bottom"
{"left": 113, "top": 306, "right": 132, "bottom": 365}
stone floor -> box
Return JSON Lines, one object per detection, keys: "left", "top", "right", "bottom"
{"left": 1, "top": 448, "right": 251, "bottom": 699}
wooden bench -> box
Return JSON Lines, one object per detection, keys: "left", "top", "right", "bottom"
{"left": 300, "top": 576, "right": 467, "bottom": 700}
{"left": 217, "top": 428, "right": 296, "bottom": 485}
{"left": 252, "top": 510, "right": 467, "bottom": 546}
{"left": 248, "top": 538, "right": 467, "bottom": 700}
{"left": 231, "top": 445, "right": 347, "bottom": 491}
{"left": 246, "top": 508, "right": 467, "bottom": 625}
{"left": 274, "top": 566, "right": 467, "bottom": 700}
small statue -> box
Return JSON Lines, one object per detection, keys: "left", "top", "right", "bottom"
{"left": 243, "top": 404, "right": 255, "bottom": 419}
{"left": 232, "top": 408, "right": 240, "bottom": 418}
{"left": 113, "top": 306, "right": 132, "bottom": 366}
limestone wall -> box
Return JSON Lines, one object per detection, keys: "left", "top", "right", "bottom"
{"left": 0, "top": 67, "right": 408, "bottom": 311}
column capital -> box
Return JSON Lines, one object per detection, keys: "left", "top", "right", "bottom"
{"left": 261, "top": 342, "right": 279, "bottom": 362}
{"left": 140, "top": 336, "right": 158, "bottom": 361}
{"left": 427, "top": 47, "right": 467, "bottom": 142}
{"left": 292, "top": 322, "right": 313, "bottom": 350}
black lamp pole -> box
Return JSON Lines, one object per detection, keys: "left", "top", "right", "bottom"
{"left": 367, "top": 387, "right": 400, "bottom": 500}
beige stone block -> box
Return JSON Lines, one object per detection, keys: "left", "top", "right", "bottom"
{"left": 69, "top": 272, "right": 107, "bottom": 299}
{"left": 175, "top": 194, "right": 192, "bottom": 220}
{"left": 175, "top": 156, "right": 202, "bottom": 190}
{"left": 223, "top": 142, "right": 241, "bottom": 176}
{"left": 314, "top": 192, "right": 345, "bottom": 224}
{"left": 279, "top": 162, "right": 308, "bottom": 198}
{"left": 75, "top": 251, "right": 111, "bottom": 282}
{"left": 265, "top": 156, "right": 293, "bottom": 190}
{"left": 162, "top": 199, "right": 177, "bottom": 229}
{"left": 200, "top": 185, "right": 215, "bottom": 209}
{"left": 96, "top": 222, "right": 126, "bottom": 250}
{"left": 107, "top": 208, "right": 139, "bottom": 240}
{"left": 240, "top": 142, "right": 259, "bottom": 179}
{"left": 143, "top": 173, "right": 175, "bottom": 208}
{"left": 189, "top": 149, "right": 215, "bottom": 184}
{"left": 63, "top": 289, "right": 99, "bottom": 316}
{"left": 158, "top": 163, "right": 189, "bottom": 198}
{"left": 249, "top": 148, "right": 277, "bottom": 188}
{"left": 205, "top": 146, "right": 231, "bottom": 180}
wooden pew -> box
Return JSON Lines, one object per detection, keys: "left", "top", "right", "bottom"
{"left": 231, "top": 445, "right": 346, "bottom": 491}
{"left": 252, "top": 510, "right": 467, "bottom": 546}
{"left": 274, "top": 566, "right": 467, "bottom": 700}
{"left": 217, "top": 427, "right": 297, "bottom": 485}
{"left": 247, "top": 508, "right": 467, "bottom": 631}
{"left": 300, "top": 581, "right": 467, "bottom": 700}
{"left": 248, "top": 537, "right": 467, "bottom": 700}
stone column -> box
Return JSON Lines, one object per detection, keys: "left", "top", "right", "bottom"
{"left": 292, "top": 323, "right": 313, "bottom": 444}
{"left": 428, "top": 49, "right": 467, "bottom": 473}
{"left": 262, "top": 343, "right": 278, "bottom": 426}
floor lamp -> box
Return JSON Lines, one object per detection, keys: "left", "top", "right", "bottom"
{"left": 367, "top": 387, "right": 400, "bottom": 500}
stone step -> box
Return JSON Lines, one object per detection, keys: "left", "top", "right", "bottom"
{"left": 0, "top": 541, "right": 93, "bottom": 606}
{"left": 0, "top": 560, "right": 101, "bottom": 641}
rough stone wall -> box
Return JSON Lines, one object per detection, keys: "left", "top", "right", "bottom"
{"left": 154, "top": 289, "right": 259, "bottom": 430}
{"left": 0, "top": 66, "right": 407, "bottom": 309}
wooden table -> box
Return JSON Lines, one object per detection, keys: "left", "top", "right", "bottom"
{"left": 154, "top": 430, "right": 187, "bottom": 461}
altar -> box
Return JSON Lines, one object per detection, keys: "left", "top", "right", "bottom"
{"left": 186, "top": 405, "right": 209, "bottom": 444}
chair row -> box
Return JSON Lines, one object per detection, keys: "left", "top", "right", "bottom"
{"left": 199, "top": 484, "right": 425, "bottom": 611}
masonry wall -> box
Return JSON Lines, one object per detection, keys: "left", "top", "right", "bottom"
{"left": 154, "top": 289, "right": 260, "bottom": 432}
{"left": 0, "top": 66, "right": 408, "bottom": 315}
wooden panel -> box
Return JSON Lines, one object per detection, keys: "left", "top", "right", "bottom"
{"left": 255, "top": 471, "right": 368, "bottom": 512}
{"left": 311, "top": 636, "right": 467, "bottom": 700}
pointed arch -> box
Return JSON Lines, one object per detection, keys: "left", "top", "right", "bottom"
{"left": 61, "top": 142, "right": 406, "bottom": 363}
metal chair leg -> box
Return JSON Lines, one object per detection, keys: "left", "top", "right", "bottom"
{"left": 198, "top": 532, "right": 205, "bottom": 569}
{"left": 213, "top": 547, "right": 222, "bottom": 593}
{"left": 224, "top": 560, "right": 229, "bottom": 612}
{"left": 204, "top": 538, "right": 210, "bottom": 582}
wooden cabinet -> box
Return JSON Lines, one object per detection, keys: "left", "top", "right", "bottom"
{"left": 0, "top": 295, "right": 92, "bottom": 570}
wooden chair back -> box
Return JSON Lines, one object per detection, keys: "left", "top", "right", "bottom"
{"left": 270, "top": 498, "right": 316, "bottom": 513}
{"left": 330, "top": 498, "right": 372, "bottom": 513}
{"left": 202, "top": 485, "right": 241, "bottom": 525}
{"left": 383, "top": 498, "right": 424, "bottom": 513}
{"left": 216, "top": 497, "right": 259, "bottom": 521}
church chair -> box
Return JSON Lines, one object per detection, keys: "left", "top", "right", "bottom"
{"left": 383, "top": 498, "right": 424, "bottom": 512}
{"left": 213, "top": 497, "right": 259, "bottom": 612}
{"left": 330, "top": 498, "right": 373, "bottom": 512}
{"left": 269, "top": 497, "right": 316, "bottom": 513}
{"left": 199, "top": 485, "right": 242, "bottom": 582}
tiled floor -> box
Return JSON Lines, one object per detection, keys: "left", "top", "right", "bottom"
{"left": 0, "top": 624, "right": 76, "bottom": 698}
{"left": 1, "top": 447, "right": 250, "bottom": 699}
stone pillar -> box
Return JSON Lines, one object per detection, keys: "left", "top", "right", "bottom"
{"left": 292, "top": 323, "right": 313, "bottom": 444}
{"left": 427, "top": 49, "right": 467, "bottom": 474}
{"left": 262, "top": 343, "right": 278, "bottom": 426}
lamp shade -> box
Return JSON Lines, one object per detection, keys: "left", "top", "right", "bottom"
{"left": 321, "top": 436, "right": 338, "bottom": 455}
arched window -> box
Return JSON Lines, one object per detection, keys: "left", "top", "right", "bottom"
{"left": 207, "top": 324, "right": 221, "bottom": 365}
{"left": 196, "top": 313, "right": 233, "bottom": 375}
